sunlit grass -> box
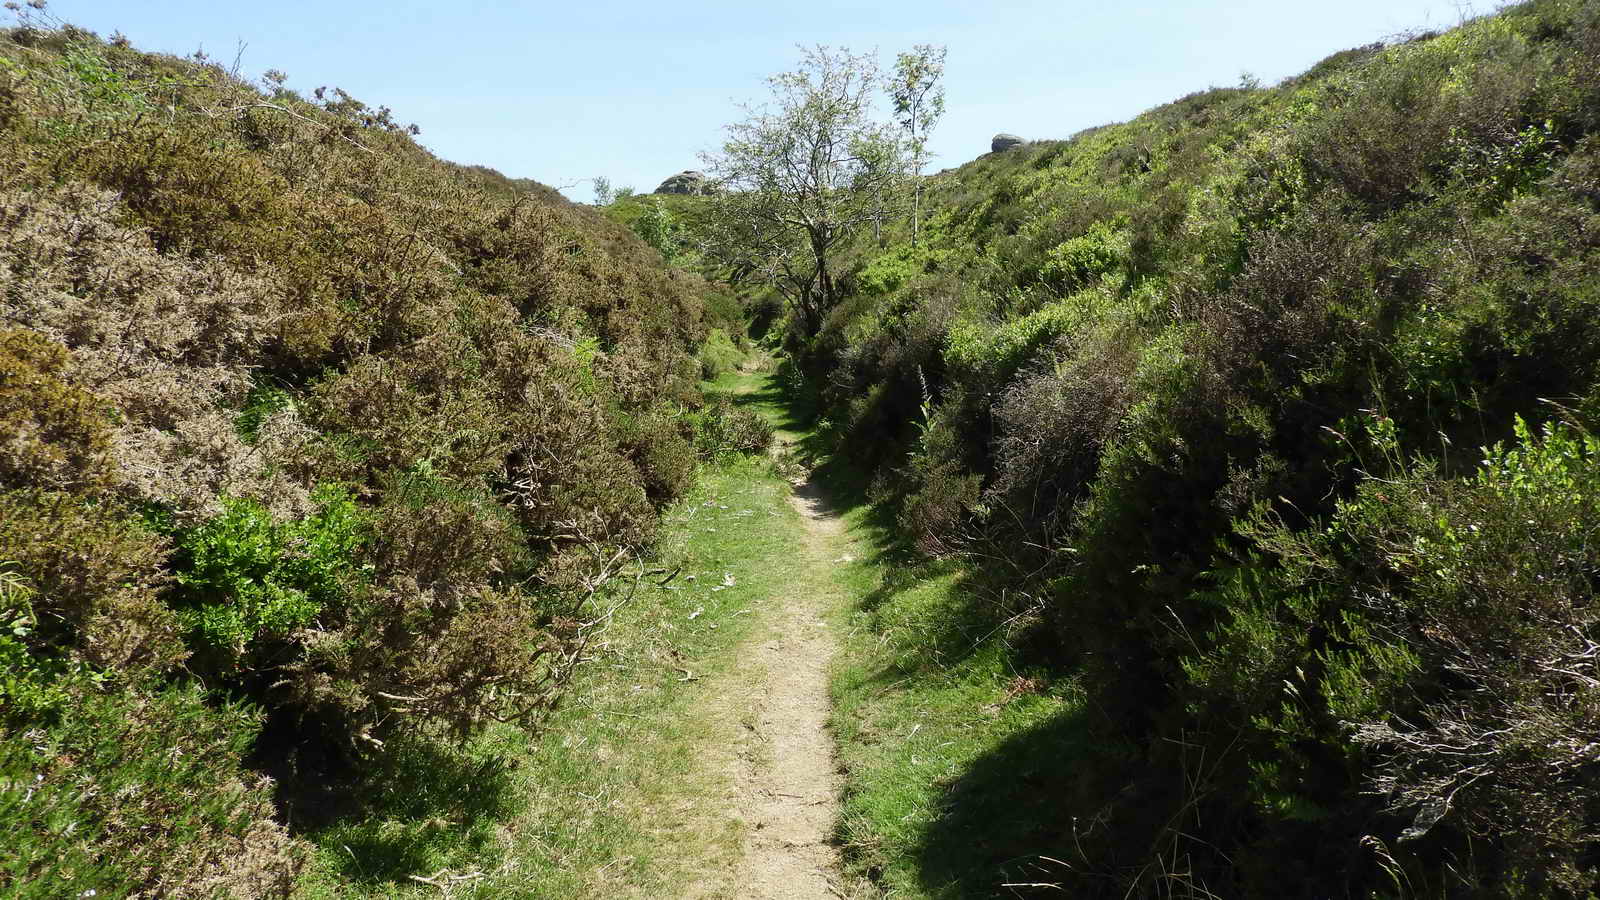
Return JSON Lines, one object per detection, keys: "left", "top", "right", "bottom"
{"left": 818, "top": 444, "right": 1090, "bottom": 897}
{"left": 300, "top": 367, "right": 1094, "bottom": 898}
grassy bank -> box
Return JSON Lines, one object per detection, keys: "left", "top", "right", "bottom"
{"left": 821, "top": 488, "right": 1089, "bottom": 898}
{"left": 780, "top": 2, "right": 1600, "bottom": 892}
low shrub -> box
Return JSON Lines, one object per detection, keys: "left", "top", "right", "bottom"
{"left": 0, "top": 328, "right": 112, "bottom": 493}
{"left": 1038, "top": 221, "right": 1126, "bottom": 294}
{"left": 0, "top": 566, "right": 69, "bottom": 719}
{"left": 614, "top": 403, "right": 699, "bottom": 504}
{"left": 0, "top": 680, "right": 304, "bottom": 899}
{"left": 168, "top": 484, "right": 367, "bottom": 678}
{"left": 0, "top": 19, "right": 714, "bottom": 892}
{"left": 944, "top": 297, "right": 1083, "bottom": 384}
{"left": 689, "top": 395, "right": 774, "bottom": 458}
{"left": 0, "top": 490, "right": 182, "bottom": 674}
{"left": 896, "top": 409, "right": 982, "bottom": 557}
{"left": 1189, "top": 416, "right": 1600, "bottom": 895}
{"left": 985, "top": 323, "right": 1140, "bottom": 546}
{"left": 770, "top": 1, "right": 1600, "bottom": 895}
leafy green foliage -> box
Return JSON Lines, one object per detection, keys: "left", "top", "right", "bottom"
{"left": 0, "top": 566, "right": 69, "bottom": 719}
{"left": 1038, "top": 221, "right": 1125, "bottom": 293}
{"left": 234, "top": 384, "right": 293, "bottom": 443}
{"left": 632, "top": 196, "right": 682, "bottom": 261}
{"left": 171, "top": 485, "right": 366, "bottom": 675}
{"left": 698, "top": 326, "right": 743, "bottom": 378}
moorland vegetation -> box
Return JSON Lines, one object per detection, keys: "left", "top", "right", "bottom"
{"left": 713, "top": 0, "right": 1600, "bottom": 895}
{"left": 0, "top": 6, "right": 766, "bottom": 895}
{"left": 9, "top": 0, "right": 1600, "bottom": 896}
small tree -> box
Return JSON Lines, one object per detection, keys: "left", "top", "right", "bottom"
{"left": 701, "top": 46, "right": 901, "bottom": 337}
{"left": 592, "top": 175, "right": 613, "bottom": 206}
{"left": 890, "top": 44, "right": 946, "bottom": 247}
{"left": 633, "top": 198, "right": 680, "bottom": 262}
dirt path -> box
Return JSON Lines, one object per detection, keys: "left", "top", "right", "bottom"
{"left": 688, "top": 473, "right": 853, "bottom": 899}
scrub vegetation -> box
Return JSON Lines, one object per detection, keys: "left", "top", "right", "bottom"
{"left": 10, "top": 0, "right": 1600, "bottom": 897}
{"left": 759, "top": 1, "right": 1600, "bottom": 896}
{"left": 0, "top": 6, "right": 765, "bottom": 896}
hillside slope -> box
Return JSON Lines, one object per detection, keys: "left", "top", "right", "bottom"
{"left": 796, "top": 1, "right": 1600, "bottom": 895}
{"left": 0, "top": 15, "right": 734, "bottom": 897}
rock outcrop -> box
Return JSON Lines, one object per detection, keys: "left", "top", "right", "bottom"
{"left": 655, "top": 170, "right": 713, "bottom": 195}
{"left": 990, "top": 133, "right": 1025, "bottom": 153}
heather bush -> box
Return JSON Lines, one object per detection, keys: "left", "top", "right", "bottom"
{"left": 0, "top": 489, "right": 183, "bottom": 674}
{"left": 985, "top": 321, "right": 1140, "bottom": 546}
{"left": 0, "top": 14, "right": 714, "bottom": 891}
{"left": 780, "top": 4, "right": 1600, "bottom": 892}
{"left": 689, "top": 395, "right": 774, "bottom": 458}
{"left": 1187, "top": 417, "right": 1600, "bottom": 895}
{"left": 0, "top": 327, "right": 111, "bottom": 492}
{"left": 613, "top": 402, "right": 699, "bottom": 504}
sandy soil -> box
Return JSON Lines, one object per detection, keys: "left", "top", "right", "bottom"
{"left": 736, "top": 479, "right": 849, "bottom": 898}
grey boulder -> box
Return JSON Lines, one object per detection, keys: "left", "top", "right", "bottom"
{"left": 655, "top": 170, "right": 712, "bottom": 195}
{"left": 990, "top": 133, "right": 1025, "bottom": 153}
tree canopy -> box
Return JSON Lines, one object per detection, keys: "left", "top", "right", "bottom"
{"left": 700, "top": 45, "right": 902, "bottom": 337}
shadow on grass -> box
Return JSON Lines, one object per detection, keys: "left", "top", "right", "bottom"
{"left": 717, "top": 369, "right": 824, "bottom": 452}
{"left": 911, "top": 707, "right": 1130, "bottom": 898}
{"left": 271, "top": 731, "right": 520, "bottom": 886}
{"left": 727, "top": 363, "right": 1147, "bottom": 894}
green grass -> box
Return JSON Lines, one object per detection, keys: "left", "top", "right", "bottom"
{"left": 298, "top": 452, "right": 815, "bottom": 897}
{"left": 809, "top": 446, "right": 1093, "bottom": 897}
{"left": 707, "top": 364, "right": 1099, "bottom": 896}
{"left": 703, "top": 362, "right": 813, "bottom": 448}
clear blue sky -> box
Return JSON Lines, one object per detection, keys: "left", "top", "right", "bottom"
{"left": 37, "top": 0, "right": 1472, "bottom": 201}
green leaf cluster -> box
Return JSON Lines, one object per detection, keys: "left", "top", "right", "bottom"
{"left": 171, "top": 485, "right": 367, "bottom": 674}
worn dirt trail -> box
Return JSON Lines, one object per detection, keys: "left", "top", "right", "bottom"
{"left": 735, "top": 478, "right": 849, "bottom": 899}
{"left": 688, "top": 472, "right": 854, "bottom": 899}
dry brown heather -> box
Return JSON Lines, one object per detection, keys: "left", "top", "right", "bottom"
{"left": 0, "top": 19, "right": 728, "bottom": 896}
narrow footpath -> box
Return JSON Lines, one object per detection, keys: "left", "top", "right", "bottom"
{"left": 726, "top": 476, "right": 850, "bottom": 898}
{"left": 659, "top": 365, "right": 868, "bottom": 900}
